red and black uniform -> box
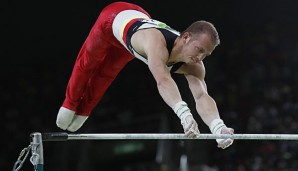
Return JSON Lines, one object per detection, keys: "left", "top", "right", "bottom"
{"left": 63, "top": 2, "right": 181, "bottom": 116}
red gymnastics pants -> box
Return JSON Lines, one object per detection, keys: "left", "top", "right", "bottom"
{"left": 62, "top": 2, "right": 151, "bottom": 116}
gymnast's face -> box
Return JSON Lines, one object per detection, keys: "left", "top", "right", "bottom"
{"left": 181, "top": 33, "right": 215, "bottom": 64}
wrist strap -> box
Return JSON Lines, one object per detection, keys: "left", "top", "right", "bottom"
{"left": 209, "top": 119, "right": 225, "bottom": 134}
{"left": 172, "top": 101, "right": 191, "bottom": 119}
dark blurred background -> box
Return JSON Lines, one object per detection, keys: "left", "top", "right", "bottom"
{"left": 2, "top": 0, "right": 298, "bottom": 171}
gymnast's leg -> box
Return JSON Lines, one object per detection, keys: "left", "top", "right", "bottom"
{"left": 66, "top": 48, "right": 133, "bottom": 131}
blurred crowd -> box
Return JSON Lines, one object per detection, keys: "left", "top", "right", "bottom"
{"left": 2, "top": 16, "right": 298, "bottom": 171}
{"left": 207, "top": 23, "right": 298, "bottom": 171}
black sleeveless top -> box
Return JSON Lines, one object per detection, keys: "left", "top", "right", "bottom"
{"left": 125, "top": 19, "right": 184, "bottom": 73}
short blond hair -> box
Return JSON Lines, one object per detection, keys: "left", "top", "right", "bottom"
{"left": 181, "top": 20, "right": 220, "bottom": 46}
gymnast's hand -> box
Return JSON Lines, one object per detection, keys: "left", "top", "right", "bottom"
{"left": 216, "top": 126, "right": 234, "bottom": 149}
{"left": 209, "top": 118, "right": 234, "bottom": 149}
{"left": 181, "top": 115, "right": 200, "bottom": 138}
{"left": 172, "top": 101, "right": 199, "bottom": 138}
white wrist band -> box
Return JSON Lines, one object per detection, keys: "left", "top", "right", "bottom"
{"left": 172, "top": 101, "right": 192, "bottom": 120}
{"left": 209, "top": 119, "right": 233, "bottom": 147}
{"left": 209, "top": 118, "right": 225, "bottom": 134}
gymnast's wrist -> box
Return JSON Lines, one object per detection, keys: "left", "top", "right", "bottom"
{"left": 172, "top": 101, "right": 192, "bottom": 120}
{"left": 209, "top": 118, "right": 226, "bottom": 134}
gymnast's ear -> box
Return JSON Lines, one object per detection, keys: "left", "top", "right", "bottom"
{"left": 181, "top": 32, "right": 191, "bottom": 43}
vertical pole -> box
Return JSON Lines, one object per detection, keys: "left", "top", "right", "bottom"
{"left": 180, "top": 154, "right": 189, "bottom": 171}
{"left": 30, "top": 132, "right": 44, "bottom": 171}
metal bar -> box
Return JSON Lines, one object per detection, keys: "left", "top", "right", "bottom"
{"left": 41, "top": 132, "right": 298, "bottom": 141}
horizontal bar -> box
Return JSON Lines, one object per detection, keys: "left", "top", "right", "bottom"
{"left": 41, "top": 132, "right": 298, "bottom": 141}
